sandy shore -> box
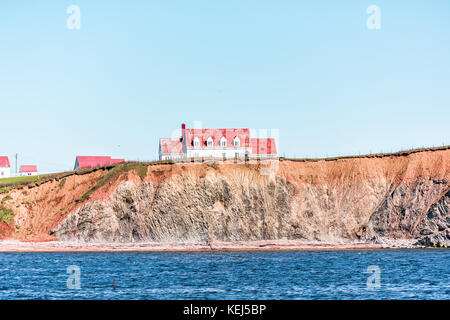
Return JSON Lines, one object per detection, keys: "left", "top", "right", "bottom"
{"left": 0, "top": 239, "right": 418, "bottom": 252}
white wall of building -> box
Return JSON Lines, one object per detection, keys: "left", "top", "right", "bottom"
{"left": 161, "top": 148, "right": 278, "bottom": 160}
{"left": 161, "top": 154, "right": 184, "bottom": 161}
{"left": 20, "top": 172, "right": 37, "bottom": 176}
{"left": 186, "top": 148, "right": 248, "bottom": 159}
{"left": 0, "top": 167, "right": 11, "bottom": 178}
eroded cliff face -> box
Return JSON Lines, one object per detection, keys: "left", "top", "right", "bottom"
{"left": 51, "top": 171, "right": 295, "bottom": 242}
{"left": 366, "top": 179, "right": 449, "bottom": 243}
{"left": 2, "top": 149, "right": 449, "bottom": 246}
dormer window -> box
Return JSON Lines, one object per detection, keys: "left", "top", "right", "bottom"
{"left": 193, "top": 137, "right": 200, "bottom": 148}
{"left": 232, "top": 137, "right": 240, "bottom": 147}
{"left": 207, "top": 137, "right": 213, "bottom": 147}
{"left": 220, "top": 137, "right": 227, "bottom": 147}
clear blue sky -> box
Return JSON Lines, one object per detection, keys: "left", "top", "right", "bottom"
{"left": 1, "top": 0, "right": 449, "bottom": 173}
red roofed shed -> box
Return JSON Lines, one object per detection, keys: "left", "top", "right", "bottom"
{"left": 20, "top": 165, "right": 38, "bottom": 176}
{"left": 74, "top": 156, "right": 125, "bottom": 170}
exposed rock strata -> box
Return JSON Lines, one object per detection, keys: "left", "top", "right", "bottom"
{"left": 2, "top": 149, "right": 448, "bottom": 247}
{"left": 51, "top": 151, "right": 449, "bottom": 247}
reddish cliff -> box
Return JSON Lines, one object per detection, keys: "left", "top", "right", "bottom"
{"left": 0, "top": 148, "right": 448, "bottom": 247}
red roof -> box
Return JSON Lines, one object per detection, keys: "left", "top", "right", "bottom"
{"left": 110, "top": 158, "right": 125, "bottom": 164}
{"left": 160, "top": 138, "right": 183, "bottom": 154}
{"left": 184, "top": 128, "right": 250, "bottom": 149}
{"left": 0, "top": 156, "right": 10, "bottom": 168}
{"left": 160, "top": 125, "right": 278, "bottom": 156}
{"left": 20, "top": 165, "right": 38, "bottom": 173}
{"left": 75, "top": 156, "right": 125, "bottom": 169}
{"left": 250, "top": 138, "right": 277, "bottom": 155}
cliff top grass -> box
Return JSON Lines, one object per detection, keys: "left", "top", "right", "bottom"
{"left": 281, "top": 145, "right": 450, "bottom": 162}
{"left": 0, "top": 167, "right": 103, "bottom": 194}
{"left": 0, "top": 175, "right": 42, "bottom": 185}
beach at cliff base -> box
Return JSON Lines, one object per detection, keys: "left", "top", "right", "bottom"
{"left": 0, "top": 239, "right": 421, "bottom": 252}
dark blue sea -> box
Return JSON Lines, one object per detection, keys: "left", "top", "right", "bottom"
{"left": 0, "top": 250, "right": 448, "bottom": 300}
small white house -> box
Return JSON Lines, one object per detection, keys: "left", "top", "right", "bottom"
{"left": 0, "top": 156, "right": 11, "bottom": 178}
{"left": 20, "top": 165, "right": 38, "bottom": 176}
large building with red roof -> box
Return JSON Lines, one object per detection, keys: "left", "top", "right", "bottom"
{"left": 74, "top": 156, "right": 125, "bottom": 170}
{"left": 159, "top": 124, "right": 278, "bottom": 160}
{"left": 0, "top": 156, "right": 11, "bottom": 178}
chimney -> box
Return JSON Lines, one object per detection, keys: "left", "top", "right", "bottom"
{"left": 181, "top": 123, "right": 186, "bottom": 142}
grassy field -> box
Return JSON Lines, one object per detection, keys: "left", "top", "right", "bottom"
{"left": 0, "top": 170, "right": 93, "bottom": 194}
{"left": 0, "top": 175, "right": 45, "bottom": 185}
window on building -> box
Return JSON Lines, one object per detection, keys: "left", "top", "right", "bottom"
{"left": 207, "top": 137, "right": 213, "bottom": 147}
{"left": 193, "top": 137, "right": 200, "bottom": 147}
{"left": 220, "top": 137, "right": 227, "bottom": 147}
{"left": 233, "top": 137, "right": 240, "bottom": 147}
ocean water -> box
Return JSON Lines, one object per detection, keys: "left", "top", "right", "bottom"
{"left": 0, "top": 250, "right": 448, "bottom": 300}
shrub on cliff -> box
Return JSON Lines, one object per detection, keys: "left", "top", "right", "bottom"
{"left": 1, "top": 195, "right": 12, "bottom": 203}
{"left": 0, "top": 206, "right": 14, "bottom": 224}
{"left": 59, "top": 178, "right": 67, "bottom": 188}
